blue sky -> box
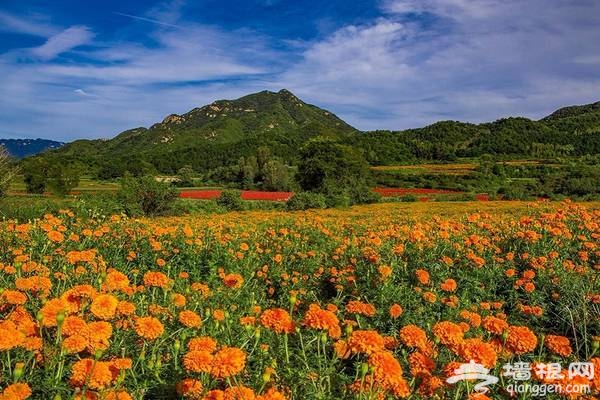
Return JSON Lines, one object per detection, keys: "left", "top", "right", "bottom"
{"left": 1, "top": 0, "right": 600, "bottom": 141}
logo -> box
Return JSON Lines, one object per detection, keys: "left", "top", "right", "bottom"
{"left": 445, "top": 360, "right": 499, "bottom": 393}
{"left": 447, "top": 360, "right": 594, "bottom": 397}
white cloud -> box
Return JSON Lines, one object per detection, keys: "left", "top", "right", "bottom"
{"left": 273, "top": 0, "right": 600, "bottom": 130}
{"left": 0, "top": 10, "right": 57, "bottom": 37}
{"left": 30, "top": 26, "right": 95, "bottom": 60}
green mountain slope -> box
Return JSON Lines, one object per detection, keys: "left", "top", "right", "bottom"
{"left": 39, "top": 89, "right": 357, "bottom": 175}
{"left": 31, "top": 92, "right": 600, "bottom": 176}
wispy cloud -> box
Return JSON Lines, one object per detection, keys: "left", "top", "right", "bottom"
{"left": 0, "top": 10, "right": 57, "bottom": 37}
{"left": 113, "top": 12, "right": 180, "bottom": 28}
{"left": 30, "top": 26, "right": 95, "bottom": 60}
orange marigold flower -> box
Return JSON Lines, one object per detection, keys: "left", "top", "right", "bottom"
{"left": 222, "top": 273, "right": 244, "bottom": 289}
{"left": 302, "top": 303, "right": 341, "bottom": 338}
{"left": 368, "top": 350, "right": 409, "bottom": 396}
{"left": 116, "top": 301, "right": 136, "bottom": 316}
{"left": 179, "top": 310, "right": 202, "bottom": 328}
{"left": 62, "top": 315, "right": 87, "bottom": 336}
{"left": 408, "top": 351, "right": 436, "bottom": 377}
{"left": 87, "top": 321, "right": 113, "bottom": 351}
{"left": 415, "top": 269, "right": 430, "bottom": 285}
{"left": 1, "top": 382, "right": 32, "bottom": 399}
{"left": 103, "top": 391, "right": 133, "bottom": 400}
{"left": 213, "top": 309, "right": 225, "bottom": 321}
{"left": 63, "top": 334, "right": 88, "bottom": 354}
{"left": 2, "top": 289, "right": 28, "bottom": 305}
{"left": 104, "top": 271, "right": 130, "bottom": 291}
{"left": 423, "top": 292, "right": 437, "bottom": 303}
{"left": 176, "top": 378, "right": 203, "bottom": 398}
{"left": 506, "top": 326, "right": 537, "bottom": 354}
{"left": 257, "top": 387, "right": 287, "bottom": 400}
{"left": 458, "top": 338, "right": 497, "bottom": 368}
{"left": 210, "top": 347, "right": 246, "bottom": 379}
{"left": 523, "top": 282, "right": 536, "bottom": 293}
{"left": 0, "top": 321, "right": 25, "bottom": 351}
{"left": 47, "top": 230, "right": 64, "bottom": 243}
{"left": 433, "top": 321, "right": 465, "bottom": 349}
{"left": 389, "top": 304, "right": 403, "bottom": 319}
{"left": 545, "top": 335, "right": 572, "bottom": 357}
{"left": 347, "top": 330, "right": 386, "bottom": 355}
{"left": 203, "top": 390, "right": 225, "bottom": 400}
{"left": 143, "top": 271, "right": 171, "bottom": 288}
{"left": 378, "top": 265, "right": 393, "bottom": 280}
{"left": 90, "top": 294, "right": 119, "bottom": 320}
{"left": 481, "top": 316, "right": 508, "bottom": 335}
{"left": 40, "top": 298, "right": 69, "bottom": 327}
{"left": 188, "top": 336, "right": 218, "bottom": 353}
{"left": 260, "top": 308, "right": 294, "bottom": 334}
{"left": 135, "top": 316, "right": 164, "bottom": 340}
{"left": 459, "top": 310, "right": 482, "bottom": 328}
{"left": 239, "top": 316, "right": 256, "bottom": 326}
{"left": 418, "top": 375, "right": 444, "bottom": 397}
{"left": 440, "top": 278, "right": 457, "bottom": 292}
{"left": 70, "top": 358, "right": 113, "bottom": 390}
{"left": 223, "top": 385, "right": 256, "bottom": 400}
{"left": 333, "top": 339, "right": 351, "bottom": 359}
{"left": 345, "top": 300, "right": 376, "bottom": 317}
{"left": 399, "top": 325, "right": 428, "bottom": 350}
{"left": 172, "top": 293, "right": 187, "bottom": 308}
{"left": 183, "top": 350, "right": 214, "bottom": 373}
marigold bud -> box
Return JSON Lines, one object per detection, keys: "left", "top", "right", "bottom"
{"left": 13, "top": 363, "right": 24, "bottom": 380}
{"left": 56, "top": 311, "right": 65, "bottom": 325}
{"left": 360, "top": 362, "right": 369, "bottom": 377}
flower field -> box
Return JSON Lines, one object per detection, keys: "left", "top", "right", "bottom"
{"left": 0, "top": 201, "right": 599, "bottom": 399}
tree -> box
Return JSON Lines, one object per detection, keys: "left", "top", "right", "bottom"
{"left": 0, "top": 146, "right": 18, "bottom": 197}
{"left": 297, "top": 137, "right": 372, "bottom": 202}
{"left": 47, "top": 164, "right": 80, "bottom": 197}
{"left": 23, "top": 158, "right": 50, "bottom": 194}
{"left": 177, "top": 165, "right": 195, "bottom": 187}
{"left": 238, "top": 156, "right": 259, "bottom": 188}
{"left": 262, "top": 159, "right": 291, "bottom": 191}
{"left": 117, "top": 174, "right": 179, "bottom": 216}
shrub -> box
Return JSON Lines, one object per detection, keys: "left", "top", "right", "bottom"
{"left": 216, "top": 189, "right": 244, "bottom": 211}
{"left": 324, "top": 194, "right": 351, "bottom": 208}
{"left": 286, "top": 192, "right": 327, "bottom": 211}
{"left": 117, "top": 174, "right": 178, "bottom": 216}
{"left": 351, "top": 188, "right": 381, "bottom": 204}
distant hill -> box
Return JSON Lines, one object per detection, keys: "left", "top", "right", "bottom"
{"left": 0, "top": 138, "right": 64, "bottom": 158}
{"left": 351, "top": 101, "right": 600, "bottom": 165}
{"left": 28, "top": 91, "right": 600, "bottom": 176}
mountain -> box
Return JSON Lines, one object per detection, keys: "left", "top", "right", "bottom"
{"left": 0, "top": 138, "right": 64, "bottom": 158}
{"left": 37, "top": 89, "right": 357, "bottom": 176}
{"left": 29, "top": 91, "right": 600, "bottom": 176}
